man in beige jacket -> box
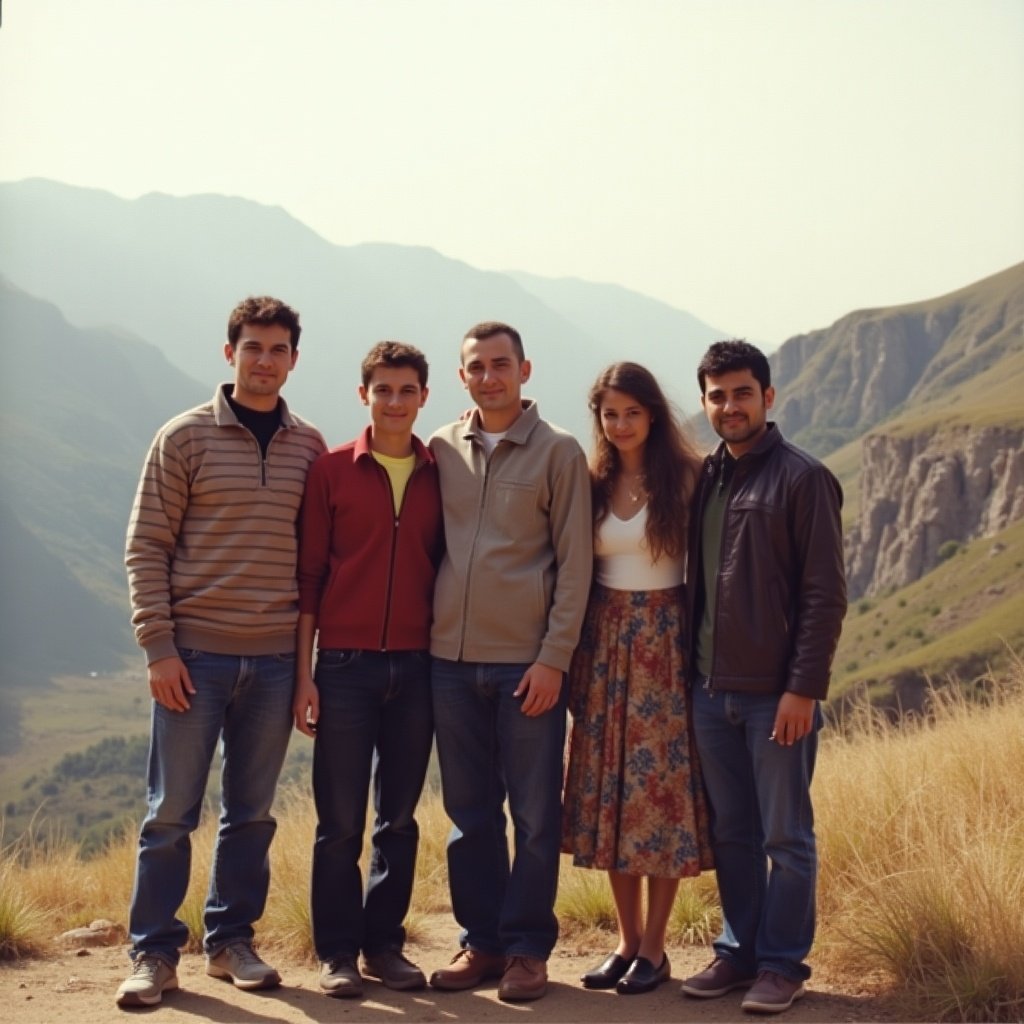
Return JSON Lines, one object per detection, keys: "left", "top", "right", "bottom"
{"left": 427, "top": 322, "right": 593, "bottom": 1002}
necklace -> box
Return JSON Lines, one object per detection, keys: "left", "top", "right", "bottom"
{"left": 622, "top": 472, "right": 646, "bottom": 504}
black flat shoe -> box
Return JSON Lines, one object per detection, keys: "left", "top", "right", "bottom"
{"left": 616, "top": 954, "right": 670, "bottom": 994}
{"left": 581, "top": 953, "right": 633, "bottom": 989}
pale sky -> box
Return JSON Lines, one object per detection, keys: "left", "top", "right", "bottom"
{"left": 1, "top": 0, "right": 1021, "bottom": 345}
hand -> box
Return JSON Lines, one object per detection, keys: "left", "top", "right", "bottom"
{"left": 770, "top": 692, "right": 816, "bottom": 746}
{"left": 513, "top": 662, "right": 564, "bottom": 717}
{"left": 292, "top": 674, "right": 319, "bottom": 737}
{"left": 148, "top": 656, "right": 196, "bottom": 711}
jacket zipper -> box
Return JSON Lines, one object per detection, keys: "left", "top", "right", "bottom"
{"left": 379, "top": 459, "right": 423, "bottom": 650}
{"left": 240, "top": 424, "right": 275, "bottom": 486}
{"left": 705, "top": 455, "right": 739, "bottom": 697}
{"left": 458, "top": 440, "right": 496, "bottom": 658}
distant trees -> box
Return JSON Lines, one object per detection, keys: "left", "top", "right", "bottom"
{"left": 54, "top": 736, "right": 149, "bottom": 781}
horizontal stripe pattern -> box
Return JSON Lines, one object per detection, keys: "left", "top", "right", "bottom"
{"left": 126, "top": 387, "right": 325, "bottom": 662}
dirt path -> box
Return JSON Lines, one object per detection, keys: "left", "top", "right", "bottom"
{"left": 1, "top": 914, "right": 907, "bottom": 1023}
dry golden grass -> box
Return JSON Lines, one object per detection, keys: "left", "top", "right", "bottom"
{"left": 815, "top": 661, "right": 1024, "bottom": 1021}
{"left": 3, "top": 664, "right": 1023, "bottom": 1020}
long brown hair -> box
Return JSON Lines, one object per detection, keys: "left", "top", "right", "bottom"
{"left": 588, "top": 362, "right": 701, "bottom": 561}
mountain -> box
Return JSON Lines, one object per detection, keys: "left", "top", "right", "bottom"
{"left": 0, "top": 500, "right": 129, "bottom": 686}
{"left": 507, "top": 270, "right": 729, "bottom": 410}
{"left": 773, "top": 263, "right": 1024, "bottom": 601}
{"left": 0, "top": 179, "right": 727, "bottom": 443}
{"left": 0, "top": 277, "right": 208, "bottom": 684}
{"left": 770, "top": 262, "right": 1024, "bottom": 456}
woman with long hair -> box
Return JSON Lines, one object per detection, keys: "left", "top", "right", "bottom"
{"left": 563, "top": 361, "right": 712, "bottom": 995}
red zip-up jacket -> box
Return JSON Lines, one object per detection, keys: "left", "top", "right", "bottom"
{"left": 297, "top": 427, "right": 444, "bottom": 651}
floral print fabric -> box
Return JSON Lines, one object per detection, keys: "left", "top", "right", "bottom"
{"left": 562, "top": 584, "right": 713, "bottom": 877}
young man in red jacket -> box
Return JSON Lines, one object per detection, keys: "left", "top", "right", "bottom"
{"left": 293, "top": 342, "right": 444, "bottom": 999}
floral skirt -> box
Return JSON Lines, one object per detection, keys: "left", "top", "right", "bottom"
{"left": 562, "top": 584, "right": 713, "bottom": 877}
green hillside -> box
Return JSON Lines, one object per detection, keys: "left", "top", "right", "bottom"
{"left": 832, "top": 517, "right": 1024, "bottom": 706}
{"left": 0, "top": 668, "right": 315, "bottom": 852}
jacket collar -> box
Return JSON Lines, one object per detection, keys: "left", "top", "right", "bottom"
{"left": 354, "top": 424, "right": 434, "bottom": 463}
{"left": 461, "top": 400, "right": 540, "bottom": 446}
{"left": 212, "top": 383, "right": 297, "bottom": 428}
{"left": 708, "top": 421, "right": 782, "bottom": 470}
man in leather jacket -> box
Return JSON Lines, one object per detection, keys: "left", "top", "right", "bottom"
{"left": 680, "top": 340, "right": 846, "bottom": 1014}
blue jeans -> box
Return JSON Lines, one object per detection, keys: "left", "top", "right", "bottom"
{"left": 691, "top": 681, "right": 822, "bottom": 981}
{"left": 431, "top": 658, "right": 567, "bottom": 960}
{"left": 310, "top": 649, "right": 433, "bottom": 959}
{"left": 127, "top": 650, "right": 295, "bottom": 964}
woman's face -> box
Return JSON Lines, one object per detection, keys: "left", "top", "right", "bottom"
{"left": 599, "top": 388, "right": 652, "bottom": 457}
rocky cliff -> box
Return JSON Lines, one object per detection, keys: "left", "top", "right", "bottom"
{"left": 771, "top": 262, "right": 1024, "bottom": 458}
{"left": 845, "top": 425, "right": 1024, "bottom": 598}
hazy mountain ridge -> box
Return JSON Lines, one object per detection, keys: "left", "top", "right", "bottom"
{"left": 0, "top": 179, "right": 726, "bottom": 442}
{"left": 0, "top": 277, "right": 209, "bottom": 682}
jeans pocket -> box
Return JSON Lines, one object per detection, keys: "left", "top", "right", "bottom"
{"left": 316, "top": 648, "right": 362, "bottom": 670}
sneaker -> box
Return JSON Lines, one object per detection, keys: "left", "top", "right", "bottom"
{"left": 206, "top": 941, "right": 281, "bottom": 990}
{"left": 680, "top": 956, "right": 757, "bottom": 998}
{"left": 363, "top": 949, "right": 426, "bottom": 991}
{"left": 319, "top": 956, "right": 363, "bottom": 998}
{"left": 429, "top": 947, "right": 506, "bottom": 991}
{"left": 115, "top": 955, "right": 179, "bottom": 1007}
{"left": 740, "top": 970, "right": 806, "bottom": 1013}
{"left": 498, "top": 955, "right": 548, "bottom": 1001}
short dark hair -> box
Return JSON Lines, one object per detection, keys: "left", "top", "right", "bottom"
{"left": 697, "top": 339, "right": 770, "bottom": 394}
{"left": 227, "top": 296, "right": 302, "bottom": 350}
{"left": 361, "top": 341, "right": 429, "bottom": 388}
{"left": 462, "top": 321, "right": 525, "bottom": 362}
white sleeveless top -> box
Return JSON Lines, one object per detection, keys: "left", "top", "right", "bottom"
{"left": 594, "top": 504, "right": 685, "bottom": 591}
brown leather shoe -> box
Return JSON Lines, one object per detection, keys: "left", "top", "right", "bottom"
{"left": 429, "top": 948, "right": 506, "bottom": 991}
{"left": 498, "top": 955, "right": 548, "bottom": 1001}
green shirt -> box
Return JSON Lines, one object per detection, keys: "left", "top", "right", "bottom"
{"left": 695, "top": 454, "right": 735, "bottom": 678}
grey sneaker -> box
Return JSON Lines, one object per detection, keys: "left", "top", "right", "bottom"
{"left": 741, "top": 971, "right": 807, "bottom": 1013}
{"left": 115, "top": 955, "right": 179, "bottom": 1007}
{"left": 362, "top": 949, "right": 427, "bottom": 990}
{"left": 680, "top": 956, "right": 757, "bottom": 998}
{"left": 206, "top": 941, "right": 281, "bottom": 990}
{"left": 320, "top": 955, "right": 363, "bottom": 998}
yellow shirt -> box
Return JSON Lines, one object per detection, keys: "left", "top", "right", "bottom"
{"left": 372, "top": 450, "right": 416, "bottom": 514}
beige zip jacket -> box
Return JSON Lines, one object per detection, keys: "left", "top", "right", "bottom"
{"left": 429, "top": 401, "right": 593, "bottom": 672}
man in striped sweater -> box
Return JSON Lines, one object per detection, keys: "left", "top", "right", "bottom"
{"left": 116, "top": 296, "right": 326, "bottom": 1009}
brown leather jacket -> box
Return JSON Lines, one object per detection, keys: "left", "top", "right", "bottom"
{"left": 687, "top": 424, "right": 847, "bottom": 700}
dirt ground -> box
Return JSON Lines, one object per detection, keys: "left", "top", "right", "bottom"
{"left": 0, "top": 913, "right": 910, "bottom": 1024}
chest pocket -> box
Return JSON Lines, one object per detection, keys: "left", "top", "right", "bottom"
{"left": 491, "top": 480, "right": 539, "bottom": 538}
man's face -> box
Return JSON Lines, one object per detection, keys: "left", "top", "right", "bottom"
{"left": 359, "top": 365, "right": 427, "bottom": 439}
{"left": 224, "top": 323, "right": 297, "bottom": 408}
{"left": 459, "top": 333, "right": 531, "bottom": 416}
{"left": 701, "top": 368, "right": 775, "bottom": 457}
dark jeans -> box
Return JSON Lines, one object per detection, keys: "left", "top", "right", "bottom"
{"left": 691, "top": 680, "right": 822, "bottom": 981}
{"left": 128, "top": 650, "right": 295, "bottom": 964}
{"left": 311, "top": 649, "right": 433, "bottom": 959}
{"left": 431, "top": 658, "right": 567, "bottom": 960}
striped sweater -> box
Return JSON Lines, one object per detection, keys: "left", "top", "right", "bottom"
{"left": 125, "top": 384, "right": 326, "bottom": 664}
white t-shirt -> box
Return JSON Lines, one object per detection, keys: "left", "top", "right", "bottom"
{"left": 479, "top": 429, "right": 507, "bottom": 456}
{"left": 594, "top": 504, "right": 684, "bottom": 591}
